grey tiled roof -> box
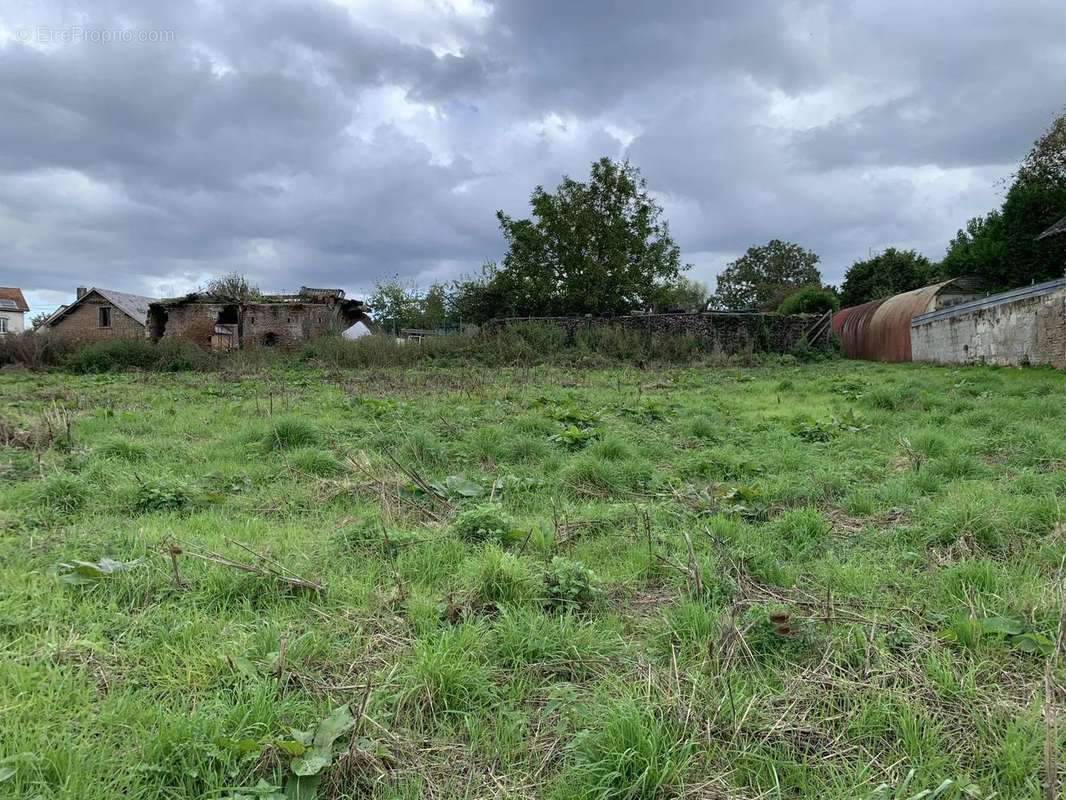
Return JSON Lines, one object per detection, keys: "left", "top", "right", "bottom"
{"left": 94, "top": 288, "right": 155, "bottom": 323}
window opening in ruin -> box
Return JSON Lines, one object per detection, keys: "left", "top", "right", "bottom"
{"left": 262, "top": 332, "right": 279, "bottom": 347}
{"left": 217, "top": 305, "right": 239, "bottom": 324}
{"left": 99, "top": 306, "right": 112, "bottom": 328}
{"left": 148, "top": 307, "right": 167, "bottom": 340}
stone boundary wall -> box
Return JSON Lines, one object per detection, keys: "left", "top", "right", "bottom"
{"left": 487, "top": 312, "right": 823, "bottom": 354}
{"left": 911, "top": 279, "right": 1066, "bottom": 368}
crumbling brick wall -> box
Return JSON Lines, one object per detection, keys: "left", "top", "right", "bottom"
{"left": 911, "top": 282, "right": 1066, "bottom": 368}
{"left": 153, "top": 301, "right": 344, "bottom": 351}
{"left": 487, "top": 312, "right": 821, "bottom": 353}
{"left": 49, "top": 295, "right": 145, "bottom": 342}
{"left": 243, "top": 303, "right": 338, "bottom": 349}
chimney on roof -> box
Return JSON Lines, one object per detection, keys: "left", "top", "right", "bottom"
{"left": 76, "top": 287, "right": 88, "bottom": 299}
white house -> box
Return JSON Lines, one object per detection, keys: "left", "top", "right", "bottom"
{"left": 0, "top": 288, "right": 28, "bottom": 336}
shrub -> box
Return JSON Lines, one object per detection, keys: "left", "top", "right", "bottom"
{"left": 770, "top": 507, "right": 830, "bottom": 560}
{"left": 65, "top": 339, "right": 159, "bottom": 373}
{"left": 154, "top": 340, "right": 210, "bottom": 371}
{"left": 134, "top": 477, "right": 191, "bottom": 513}
{"left": 451, "top": 504, "right": 516, "bottom": 543}
{"left": 664, "top": 599, "right": 719, "bottom": 649}
{"left": 390, "top": 625, "right": 494, "bottom": 727}
{"left": 261, "top": 417, "right": 322, "bottom": 451}
{"left": 492, "top": 605, "right": 619, "bottom": 679}
{"left": 472, "top": 545, "right": 534, "bottom": 607}
{"left": 336, "top": 520, "right": 416, "bottom": 556}
{"left": 63, "top": 339, "right": 208, "bottom": 373}
{"left": 561, "top": 453, "right": 654, "bottom": 497}
{"left": 556, "top": 698, "right": 693, "bottom": 800}
{"left": 778, "top": 287, "right": 840, "bottom": 315}
{"left": 544, "top": 557, "right": 601, "bottom": 612}
{"left": 288, "top": 447, "right": 344, "bottom": 476}
{"left": 0, "top": 331, "right": 75, "bottom": 369}
{"left": 685, "top": 415, "right": 719, "bottom": 441}
{"left": 35, "top": 473, "right": 90, "bottom": 514}
{"left": 96, "top": 437, "right": 148, "bottom": 462}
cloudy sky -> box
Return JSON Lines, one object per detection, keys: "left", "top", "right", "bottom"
{"left": 1, "top": 0, "right": 1064, "bottom": 317}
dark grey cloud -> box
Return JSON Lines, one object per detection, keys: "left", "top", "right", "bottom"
{"left": 0, "top": 0, "right": 1062, "bottom": 315}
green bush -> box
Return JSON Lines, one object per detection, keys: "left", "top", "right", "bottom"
{"left": 35, "top": 473, "right": 90, "bottom": 514}
{"left": 472, "top": 545, "right": 534, "bottom": 607}
{"left": 64, "top": 339, "right": 208, "bottom": 373}
{"left": 544, "top": 556, "right": 601, "bottom": 612}
{"left": 390, "top": 625, "right": 494, "bottom": 727}
{"left": 451, "top": 504, "right": 516, "bottom": 543}
{"left": 65, "top": 339, "right": 159, "bottom": 373}
{"left": 556, "top": 698, "right": 693, "bottom": 800}
{"left": 96, "top": 438, "right": 148, "bottom": 462}
{"left": 288, "top": 447, "right": 344, "bottom": 476}
{"left": 778, "top": 287, "right": 840, "bottom": 315}
{"left": 261, "top": 417, "right": 323, "bottom": 451}
{"left": 134, "top": 477, "right": 192, "bottom": 513}
{"left": 154, "top": 340, "right": 210, "bottom": 371}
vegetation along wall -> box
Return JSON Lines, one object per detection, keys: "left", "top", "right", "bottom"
{"left": 489, "top": 312, "right": 821, "bottom": 353}
{"left": 911, "top": 278, "right": 1066, "bottom": 368}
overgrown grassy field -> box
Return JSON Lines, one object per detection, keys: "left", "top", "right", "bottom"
{"left": 1, "top": 361, "right": 1064, "bottom": 799}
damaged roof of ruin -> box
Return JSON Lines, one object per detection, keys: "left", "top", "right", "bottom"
{"left": 1038, "top": 215, "right": 1066, "bottom": 240}
{"left": 151, "top": 287, "right": 365, "bottom": 309}
{"left": 46, "top": 287, "right": 155, "bottom": 326}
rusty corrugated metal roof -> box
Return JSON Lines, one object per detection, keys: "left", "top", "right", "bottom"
{"left": 832, "top": 279, "right": 980, "bottom": 362}
{"left": 832, "top": 298, "right": 887, "bottom": 360}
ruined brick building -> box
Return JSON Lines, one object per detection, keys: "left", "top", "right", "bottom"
{"left": 147, "top": 287, "right": 370, "bottom": 350}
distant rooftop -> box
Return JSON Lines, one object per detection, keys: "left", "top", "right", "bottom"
{"left": 0, "top": 287, "right": 29, "bottom": 312}
{"left": 1038, "top": 215, "right": 1066, "bottom": 240}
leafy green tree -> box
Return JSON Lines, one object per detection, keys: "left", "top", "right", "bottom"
{"left": 654, "top": 277, "right": 709, "bottom": 311}
{"left": 839, "top": 248, "right": 937, "bottom": 307}
{"left": 201, "top": 272, "right": 262, "bottom": 303}
{"left": 492, "top": 158, "right": 688, "bottom": 316}
{"left": 941, "top": 113, "right": 1066, "bottom": 290}
{"left": 940, "top": 212, "right": 1008, "bottom": 283}
{"left": 422, "top": 284, "right": 448, "bottom": 330}
{"left": 778, "top": 286, "right": 840, "bottom": 315}
{"left": 366, "top": 280, "right": 424, "bottom": 333}
{"left": 428, "top": 262, "right": 509, "bottom": 326}
{"left": 711, "top": 240, "right": 821, "bottom": 310}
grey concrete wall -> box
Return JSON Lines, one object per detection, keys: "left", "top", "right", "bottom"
{"left": 912, "top": 285, "right": 1066, "bottom": 368}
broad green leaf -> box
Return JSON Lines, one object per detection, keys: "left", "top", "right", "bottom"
{"left": 284, "top": 773, "right": 321, "bottom": 800}
{"left": 290, "top": 752, "right": 330, "bottom": 777}
{"left": 274, "top": 739, "right": 307, "bottom": 757}
{"left": 0, "top": 767, "right": 15, "bottom": 782}
{"left": 444, "top": 475, "right": 484, "bottom": 497}
{"left": 1009, "top": 631, "right": 1054, "bottom": 655}
{"left": 311, "top": 705, "right": 355, "bottom": 750}
{"left": 55, "top": 557, "right": 144, "bottom": 584}
{"left": 975, "top": 616, "right": 1024, "bottom": 636}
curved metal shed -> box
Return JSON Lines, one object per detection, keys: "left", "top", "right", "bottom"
{"left": 832, "top": 298, "right": 888, "bottom": 360}
{"left": 832, "top": 279, "right": 982, "bottom": 362}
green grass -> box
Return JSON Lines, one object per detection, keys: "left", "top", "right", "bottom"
{"left": 1, "top": 360, "right": 1065, "bottom": 799}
